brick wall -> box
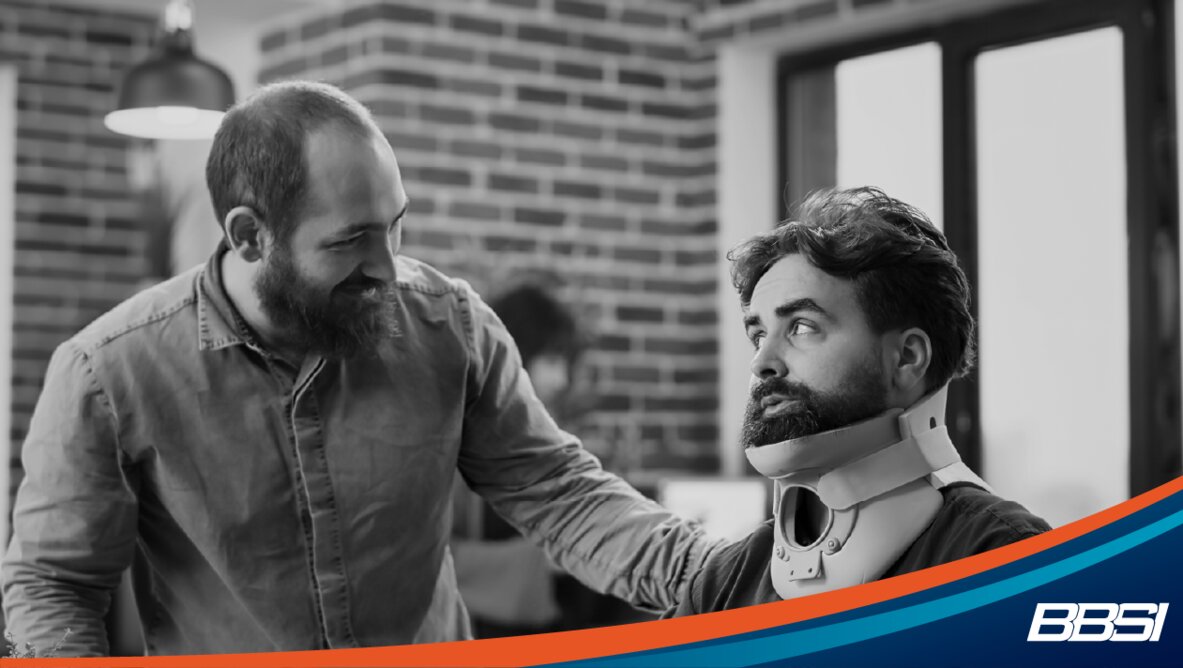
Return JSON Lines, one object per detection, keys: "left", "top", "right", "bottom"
{"left": 1, "top": 0, "right": 156, "bottom": 502}
{"left": 0, "top": 0, "right": 977, "bottom": 506}
{"left": 258, "top": 0, "right": 723, "bottom": 473}
{"left": 693, "top": 0, "right": 843, "bottom": 42}
{"left": 253, "top": 0, "right": 925, "bottom": 474}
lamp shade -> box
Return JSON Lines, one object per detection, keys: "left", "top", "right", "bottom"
{"left": 104, "top": 1, "right": 235, "bottom": 140}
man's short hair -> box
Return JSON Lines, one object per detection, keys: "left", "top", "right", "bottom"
{"left": 728, "top": 186, "right": 975, "bottom": 389}
{"left": 206, "top": 80, "right": 379, "bottom": 243}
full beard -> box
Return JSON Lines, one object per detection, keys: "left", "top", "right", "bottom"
{"left": 741, "top": 355, "right": 888, "bottom": 449}
{"left": 254, "top": 247, "right": 401, "bottom": 360}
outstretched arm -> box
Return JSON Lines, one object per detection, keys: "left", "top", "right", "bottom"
{"left": 454, "top": 285, "right": 723, "bottom": 612}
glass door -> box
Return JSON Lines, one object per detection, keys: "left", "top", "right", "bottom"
{"left": 975, "top": 28, "right": 1129, "bottom": 526}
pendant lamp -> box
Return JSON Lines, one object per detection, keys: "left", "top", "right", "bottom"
{"left": 104, "top": 0, "right": 235, "bottom": 140}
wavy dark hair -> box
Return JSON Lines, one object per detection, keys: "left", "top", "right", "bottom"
{"left": 728, "top": 186, "right": 975, "bottom": 389}
{"left": 206, "top": 81, "right": 379, "bottom": 243}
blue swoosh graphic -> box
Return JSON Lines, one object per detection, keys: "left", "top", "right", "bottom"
{"left": 555, "top": 506, "right": 1183, "bottom": 667}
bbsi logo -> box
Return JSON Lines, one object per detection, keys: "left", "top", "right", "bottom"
{"left": 1027, "top": 603, "right": 1169, "bottom": 642}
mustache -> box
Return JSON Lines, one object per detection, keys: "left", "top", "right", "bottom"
{"left": 750, "top": 377, "right": 811, "bottom": 405}
{"left": 336, "top": 277, "right": 390, "bottom": 294}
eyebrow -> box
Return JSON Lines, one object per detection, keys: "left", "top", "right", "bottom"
{"left": 743, "top": 297, "right": 829, "bottom": 329}
{"left": 332, "top": 200, "right": 411, "bottom": 238}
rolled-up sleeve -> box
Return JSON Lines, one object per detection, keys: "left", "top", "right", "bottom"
{"left": 453, "top": 284, "right": 724, "bottom": 612}
{"left": 2, "top": 342, "right": 138, "bottom": 656}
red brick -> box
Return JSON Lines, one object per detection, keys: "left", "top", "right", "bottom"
{"left": 581, "top": 94, "right": 629, "bottom": 113}
{"left": 515, "top": 207, "right": 566, "bottom": 227}
{"left": 619, "top": 68, "right": 666, "bottom": 89}
{"left": 620, "top": 9, "right": 672, "bottom": 29}
{"left": 613, "top": 366, "right": 662, "bottom": 383}
{"left": 445, "top": 77, "right": 502, "bottom": 97}
{"left": 580, "top": 154, "right": 629, "bottom": 172}
{"left": 450, "top": 15, "right": 503, "bottom": 36}
{"left": 515, "top": 148, "right": 566, "bottom": 167}
{"left": 419, "top": 103, "right": 476, "bottom": 125}
{"left": 580, "top": 214, "right": 629, "bottom": 232}
{"left": 555, "top": 0, "right": 608, "bottom": 21}
{"left": 517, "top": 24, "right": 569, "bottom": 47}
{"left": 451, "top": 140, "right": 503, "bottom": 159}
{"left": 617, "top": 306, "right": 664, "bottom": 323}
{"left": 580, "top": 33, "right": 630, "bottom": 55}
{"left": 488, "top": 51, "right": 542, "bottom": 72}
{"left": 555, "top": 60, "right": 603, "bottom": 81}
{"left": 487, "top": 112, "right": 542, "bottom": 135}
{"left": 422, "top": 42, "right": 477, "bottom": 64}
{"left": 489, "top": 172, "right": 539, "bottom": 193}
{"left": 553, "top": 180, "right": 601, "bottom": 199}
{"left": 377, "top": 3, "right": 436, "bottom": 26}
{"left": 553, "top": 120, "right": 602, "bottom": 140}
{"left": 410, "top": 166, "right": 472, "bottom": 186}
{"left": 450, "top": 201, "right": 501, "bottom": 221}
{"left": 517, "top": 85, "right": 568, "bottom": 105}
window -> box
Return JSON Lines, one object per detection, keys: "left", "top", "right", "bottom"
{"left": 776, "top": 0, "right": 1178, "bottom": 526}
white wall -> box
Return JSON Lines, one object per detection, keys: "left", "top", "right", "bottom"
{"left": 716, "top": 44, "right": 778, "bottom": 475}
{"left": 1, "top": 65, "right": 16, "bottom": 543}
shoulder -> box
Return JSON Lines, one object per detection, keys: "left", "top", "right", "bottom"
{"left": 887, "top": 483, "right": 1050, "bottom": 577}
{"left": 392, "top": 256, "right": 501, "bottom": 346}
{"left": 68, "top": 266, "right": 202, "bottom": 356}
{"left": 394, "top": 255, "right": 468, "bottom": 299}
{"left": 681, "top": 520, "right": 779, "bottom": 615}
{"left": 940, "top": 483, "right": 1051, "bottom": 541}
{"left": 901, "top": 482, "right": 1050, "bottom": 572}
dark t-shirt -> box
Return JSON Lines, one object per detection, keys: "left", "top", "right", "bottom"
{"left": 671, "top": 483, "right": 1051, "bottom": 616}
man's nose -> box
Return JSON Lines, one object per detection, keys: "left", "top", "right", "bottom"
{"left": 750, "top": 340, "right": 788, "bottom": 380}
{"left": 363, "top": 234, "right": 398, "bottom": 285}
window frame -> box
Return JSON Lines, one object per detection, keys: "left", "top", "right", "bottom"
{"left": 774, "top": 0, "right": 1180, "bottom": 495}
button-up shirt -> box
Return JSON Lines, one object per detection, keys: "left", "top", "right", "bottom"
{"left": 2, "top": 248, "right": 718, "bottom": 656}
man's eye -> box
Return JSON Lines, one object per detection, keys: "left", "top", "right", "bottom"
{"left": 332, "top": 235, "right": 363, "bottom": 248}
{"left": 748, "top": 331, "right": 765, "bottom": 348}
{"left": 789, "top": 321, "right": 818, "bottom": 336}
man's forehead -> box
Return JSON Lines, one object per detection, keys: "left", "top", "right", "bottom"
{"left": 751, "top": 255, "right": 817, "bottom": 304}
{"left": 748, "top": 254, "right": 853, "bottom": 316}
{"left": 300, "top": 125, "right": 407, "bottom": 228}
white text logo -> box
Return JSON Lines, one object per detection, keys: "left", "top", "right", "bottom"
{"left": 1027, "top": 603, "right": 1169, "bottom": 642}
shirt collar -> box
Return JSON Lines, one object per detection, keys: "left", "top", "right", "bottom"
{"left": 197, "top": 240, "right": 255, "bottom": 352}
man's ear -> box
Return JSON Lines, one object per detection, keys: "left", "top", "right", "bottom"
{"left": 891, "top": 327, "right": 933, "bottom": 394}
{"left": 223, "top": 206, "right": 268, "bottom": 263}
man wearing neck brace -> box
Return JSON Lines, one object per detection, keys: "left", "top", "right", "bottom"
{"left": 671, "top": 187, "right": 1049, "bottom": 616}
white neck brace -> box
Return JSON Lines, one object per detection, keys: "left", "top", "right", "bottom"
{"left": 745, "top": 385, "right": 990, "bottom": 599}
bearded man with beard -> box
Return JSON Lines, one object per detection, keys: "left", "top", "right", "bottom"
{"left": 2, "top": 81, "right": 723, "bottom": 656}
{"left": 669, "top": 187, "right": 1049, "bottom": 617}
